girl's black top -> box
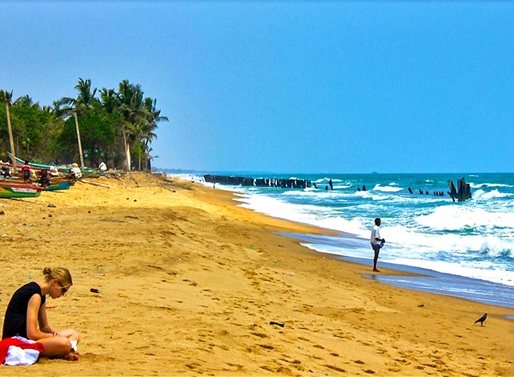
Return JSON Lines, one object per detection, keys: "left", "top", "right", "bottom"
{"left": 2, "top": 282, "right": 45, "bottom": 339}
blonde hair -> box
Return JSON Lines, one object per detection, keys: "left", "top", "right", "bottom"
{"left": 43, "top": 267, "right": 73, "bottom": 287}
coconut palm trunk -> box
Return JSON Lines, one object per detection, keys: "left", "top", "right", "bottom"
{"left": 125, "top": 142, "right": 131, "bottom": 170}
{"left": 121, "top": 128, "right": 131, "bottom": 170}
{"left": 3, "top": 98, "right": 17, "bottom": 169}
{"left": 73, "top": 110, "right": 85, "bottom": 167}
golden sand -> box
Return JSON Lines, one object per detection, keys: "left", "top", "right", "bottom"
{"left": 0, "top": 172, "right": 512, "bottom": 376}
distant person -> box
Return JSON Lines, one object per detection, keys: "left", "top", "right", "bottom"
{"left": 39, "top": 169, "right": 51, "bottom": 188}
{"left": 2, "top": 267, "right": 80, "bottom": 361}
{"left": 21, "top": 160, "right": 31, "bottom": 182}
{"left": 49, "top": 163, "right": 59, "bottom": 177}
{"left": 370, "top": 218, "right": 386, "bottom": 272}
{"left": 329, "top": 179, "right": 333, "bottom": 190}
{"left": 98, "top": 162, "right": 107, "bottom": 172}
{"left": 70, "top": 163, "right": 82, "bottom": 179}
{"left": 1, "top": 165, "right": 10, "bottom": 178}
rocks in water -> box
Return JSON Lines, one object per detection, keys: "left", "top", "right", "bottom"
{"left": 204, "top": 175, "right": 312, "bottom": 189}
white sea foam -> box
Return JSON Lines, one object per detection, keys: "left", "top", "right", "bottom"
{"left": 473, "top": 189, "right": 513, "bottom": 200}
{"left": 234, "top": 193, "right": 366, "bottom": 235}
{"left": 171, "top": 172, "right": 514, "bottom": 290}
{"left": 416, "top": 205, "right": 514, "bottom": 231}
{"left": 470, "top": 182, "right": 514, "bottom": 189}
{"left": 384, "top": 258, "right": 514, "bottom": 286}
{"left": 314, "top": 177, "right": 343, "bottom": 184}
{"left": 372, "top": 184, "right": 403, "bottom": 193}
{"left": 302, "top": 240, "right": 514, "bottom": 286}
{"left": 253, "top": 196, "right": 514, "bottom": 288}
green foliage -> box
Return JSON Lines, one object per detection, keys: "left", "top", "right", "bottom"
{"left": 10, "top": 100, "right": 52, "bottom": 157}
{"left": 0, "top": 78, "right": 168, "bottom": 170}
{"left": 58, "top": 107, "right": 118, "bottom": 164}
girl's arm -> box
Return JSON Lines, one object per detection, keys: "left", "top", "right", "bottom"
{"left": 26, "top": 294, "right": 55, "bottom": 340}
{"left": 38, "top": 303, "right": 54, "bottom": 333}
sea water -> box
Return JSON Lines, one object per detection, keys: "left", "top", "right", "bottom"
{"left": 171, "top": 172, "right": 514, "bottom": 309}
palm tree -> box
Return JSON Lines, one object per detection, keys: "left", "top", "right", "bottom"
{"left": 127, "top": 119, "right": 158, "bottom": 171}
{"left": 140, "top": 135, "right": 157, "bottom": 170}
{"left": 125, "top": 120, "right": 144, "bottom": 170}
{"left": 74, "top": 78, "right": 97, "bottom": 108}
{"left": 58, "top": 78, "right": 98, "bottom": 167}
{"left": 42, "top": 105, "right": 54, "bottom": 114}
{"left": 0, "top": 90, "right": 17, "bottom": 169}
{"left": 143, "top": 97, "right": 168, "bottom": 133}
{"left": 124, "top": 97, "right": 168, "bottom": 171}
{"left": 14, "top": 95, "right": 34, "bottom": 107}
{"left": 117, "top": 80, "right": 148, "bottom": 170}
{"left": 99, "top": 88, "right": 120, "bottom": 114}
{"left": 141, "top": 97, "right": 167, "bottom": 169}
{"left": 99, "top": 81, "right": 167, "bottom": 171}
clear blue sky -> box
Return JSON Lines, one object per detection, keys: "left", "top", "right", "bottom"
{"left": 1, "top": 1, "right": 513, "bottom": 174}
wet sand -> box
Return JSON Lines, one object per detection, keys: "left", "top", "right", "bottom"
{"left": 280, "top": 232, "right": 514, "bottom": 309}
{"left": 0, "top": 172, "right": 512, "bottom": 376}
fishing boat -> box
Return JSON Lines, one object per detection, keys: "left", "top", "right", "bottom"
{"left": 8, "top": 153, "right": 104, "bottom": 177}
{"left": 0, "top": 175, "right": 74, "bottom": 191}
{"left": 0, "top": 181, "right": 42, "bottom": 198}
{"left": 43, "top": 180, "right": 73, "bottom": 191}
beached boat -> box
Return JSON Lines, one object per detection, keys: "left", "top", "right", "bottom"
{"left": 0, "top": 176, "right": 74, "bottom": 191}
{"left": 43, "top": 180, "right": 73, "bottom": 191}
{"left": 8, "top": 153, "right": 104, "bottom": 177}
{"left": 0, "top": 182, "right": 42, "bottom": 198}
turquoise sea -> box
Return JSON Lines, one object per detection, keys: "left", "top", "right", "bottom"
{"left": 169, "top": 172, "right": 514, "bottom": 310}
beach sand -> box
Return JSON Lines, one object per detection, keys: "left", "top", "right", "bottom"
{"left": 0, "top": 172, "right": 512, "bottom": 376}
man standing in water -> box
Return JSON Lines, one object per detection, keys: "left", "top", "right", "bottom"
{"left": 370, "top": 218, "right": 386, "bottom": 272}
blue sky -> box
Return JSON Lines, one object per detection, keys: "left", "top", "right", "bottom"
{"left": 1, "top": 1, "right": 513, "bottom": 174}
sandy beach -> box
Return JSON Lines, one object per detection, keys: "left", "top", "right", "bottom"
{"left": 0, "top": 172, "right": 512, "bottom": 376}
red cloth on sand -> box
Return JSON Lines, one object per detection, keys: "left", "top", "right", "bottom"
{"left": 0, "top": 338, "right": 44, "bottom": 364}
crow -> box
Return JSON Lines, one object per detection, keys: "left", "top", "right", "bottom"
{"left": 474, "top": 313, "right": 487, "bottom": 326}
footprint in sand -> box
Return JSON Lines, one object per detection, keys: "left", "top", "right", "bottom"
{"left": 325, "top": 365, "right": 346, "bottom": 373}
{"left": 251, "top": 332, "right": 268, "bottom": 339}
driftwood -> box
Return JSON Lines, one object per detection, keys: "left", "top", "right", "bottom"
{"left": 447, "top": 178, "right": 472, "bottom": 202}
{"left": 79, "top": 179, "right": 115, "bottom": 189}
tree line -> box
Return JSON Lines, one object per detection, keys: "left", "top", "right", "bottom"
{"left": 0, "top": 78, "right": 168, "bottom": 171}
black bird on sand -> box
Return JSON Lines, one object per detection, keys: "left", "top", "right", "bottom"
{"left": 474, "top": 313, "right": 487, "bottom": 326}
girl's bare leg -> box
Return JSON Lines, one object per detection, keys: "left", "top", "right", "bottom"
{"left": 37, "top": 329, "right": 81, "bottom": 360}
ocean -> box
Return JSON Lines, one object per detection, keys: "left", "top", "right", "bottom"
{"left": 169, "top": 172, "right": 514, "bottom": 310}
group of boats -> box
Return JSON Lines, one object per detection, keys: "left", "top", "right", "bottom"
{"left": 0, "top": 156, "right": 104, "bottom": 199}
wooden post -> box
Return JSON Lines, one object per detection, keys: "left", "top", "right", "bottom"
{"left": 447, "top": 180, "right": 457, "bottom": 202}
{"left": 448, "top": 178, "right": 472, "bottom": 202}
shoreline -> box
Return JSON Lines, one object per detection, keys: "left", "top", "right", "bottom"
{"left": 278, "top": 232, "right": 514, "bottom": 311}
{"left": 0, "top": 172, "right": 512, "bottom": 376}
{"left": 213, "top": 173, "right": 514, "bottom": 292}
